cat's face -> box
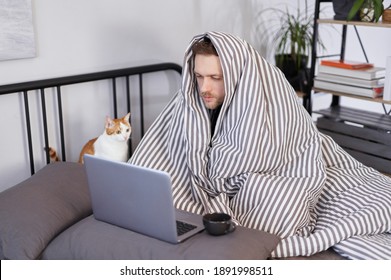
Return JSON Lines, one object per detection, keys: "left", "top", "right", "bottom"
{"left": 105, "top": 113, "right": 131, "bottom": 142}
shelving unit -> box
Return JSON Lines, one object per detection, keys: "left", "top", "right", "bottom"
{"left": 317, "top": 18, "right": 391, "bottom": 28}
{"left": 307, "top": 0, "right": 391, "bottom": 173}
{"left": 312, "top": 89, "right": 391, "bottom": 105}
{"left": 311, "top": 18, "right": 391, "bottom": 110}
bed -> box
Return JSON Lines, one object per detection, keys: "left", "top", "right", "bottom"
{"left": 0, "top": 62, "right": 345, "bottom": 260}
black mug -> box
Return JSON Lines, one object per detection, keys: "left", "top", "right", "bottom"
{"left": 202, "top": 213, "right": 236, "bottom": 236}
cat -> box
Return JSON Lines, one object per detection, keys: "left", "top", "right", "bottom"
{"left": 78, "top": 112, "right": 131, "bottom": 164}
{"left": 49, "top": 147, "right": 60, "bottom": 162}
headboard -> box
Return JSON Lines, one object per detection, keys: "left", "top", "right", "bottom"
{"left": 0, "top": 63, "right": 182, "bottom": 184}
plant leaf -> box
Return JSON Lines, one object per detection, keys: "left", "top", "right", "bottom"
{"left": 374, "top": 0, "right": 385, "bottom": 22}
{"left": 347, "top": 0, "right": 365, "bottom": 21}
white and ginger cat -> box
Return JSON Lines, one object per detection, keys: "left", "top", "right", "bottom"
{"left": 78, "top": 113, "right": 131, "bottom": 163}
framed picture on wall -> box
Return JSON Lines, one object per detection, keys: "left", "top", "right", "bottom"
{"left": 0, "top": 0, "right": 36, "bottom": 61}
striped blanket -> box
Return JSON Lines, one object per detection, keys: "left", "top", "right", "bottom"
{"left": 129, "top": 32, "right": 391, "bottom": 259}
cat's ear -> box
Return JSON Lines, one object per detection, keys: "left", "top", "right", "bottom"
{"left": 105, "top": 116, "right": 115, "bottom": 128}
{"left": 124, "top": 112, "right": 130, "bottom": 122}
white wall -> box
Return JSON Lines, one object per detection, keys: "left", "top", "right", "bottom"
{"left": 0, "top": 0, "right": 264, "bottom": 191}
{"left": 1, "top": 0, "right": 390, "bottom": 192}
{"left": 0, "top": 0, "right": 263, "bottom": 85}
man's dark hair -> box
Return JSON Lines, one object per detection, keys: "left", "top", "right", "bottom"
{"left": 191, "top": 37, "right": 218, "bottom": 56}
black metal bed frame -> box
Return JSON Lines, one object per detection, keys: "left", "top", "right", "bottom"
{"left": 0, "top": 62, "right": 182, "bottom": 175}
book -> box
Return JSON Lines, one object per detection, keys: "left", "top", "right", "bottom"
{"left": 314, "top": 80, "right": 383, "bottom": 98}
{"left": 316, "top": 73, "right": 385, "bottom": 87}
{"left": 318, "top": 65, "right": 386, "bottom": 80}
{"left": 320, "top": 59, "right": 374, "bottom": 69}
{"left": 384, "top": 56, "right": 391, "bottom": 101}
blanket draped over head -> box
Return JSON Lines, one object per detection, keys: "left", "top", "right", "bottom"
{"left": 129, "top": 31, "right": 391, "bottom": 259}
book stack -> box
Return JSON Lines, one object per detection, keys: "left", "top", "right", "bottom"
{"left": 314, "top": 59, "right": 386, "bottom": 98}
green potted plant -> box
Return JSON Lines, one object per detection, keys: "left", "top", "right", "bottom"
{"left": 257, "top": 0, "right": 324, "bottom": 91}
{"left": 347, "top": 0, "right": 384, "bottom": 22}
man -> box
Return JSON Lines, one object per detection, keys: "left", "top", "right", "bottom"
{"left": 129, "top": 32, "right": 391, "bottom": 259}
{"left": 192, "top": 38, "right": 224, "bottom": 136}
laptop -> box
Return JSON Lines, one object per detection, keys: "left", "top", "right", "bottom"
{"left": 83, "top": 154, "right": 204, "bottom": 244}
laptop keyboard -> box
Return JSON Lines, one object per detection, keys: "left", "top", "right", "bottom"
{"left": 176, "top": 220, "right": 197, "bottom": 236}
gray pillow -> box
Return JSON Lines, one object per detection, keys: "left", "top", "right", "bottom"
{"left": 42, "top": 215, "right": 280, "bottom": 260}
{"left": 0, "top": 161, "right": 280, "bottom": 260}
{"left": 0, "top": 162, "right": 92, "bottom": 259}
